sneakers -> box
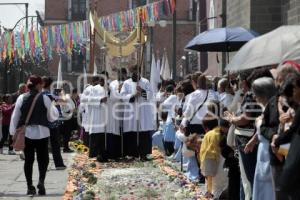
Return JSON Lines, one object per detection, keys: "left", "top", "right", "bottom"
{"left": 37, "top": 183, "right": 46, "bottom": 195}
{"left": 27, "top": 185, "right": 36, "bottom": 197}
{"left": 8, "top": 150, "right": 16, "bottom": 155}
{"left": 56, "top": 165, "right": 67, "bottom": 170}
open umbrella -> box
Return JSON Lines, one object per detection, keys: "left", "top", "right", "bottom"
{"left": 185, "top": 27, "right": 259, "bottom": 52}
{"left": 226, "top": 25, "right": 300, "bottom": 72}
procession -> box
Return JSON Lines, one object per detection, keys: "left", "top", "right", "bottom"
{"left": 1, "top": 0, "right": 300, "bottom": 200}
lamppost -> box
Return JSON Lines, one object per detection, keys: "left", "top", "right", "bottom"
{"left": 172, "top": 0, "right": 177, "bottom": 80}
{"left": 1, "top": 10, "right": 44, "bottom": 93}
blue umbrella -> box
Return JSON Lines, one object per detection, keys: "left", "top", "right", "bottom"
{"left": 185, "top": 27, "right": 259, "bottom": 52}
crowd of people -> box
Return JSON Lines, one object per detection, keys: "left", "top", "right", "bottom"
{"left": 1, "top": 60, "right": 300, "bottom": 199}
{"left": 152, "top": 61, "right": 300, "bottom": 200}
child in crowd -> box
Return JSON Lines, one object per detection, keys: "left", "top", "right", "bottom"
{"left": 199, "top": 114, "right": 228, "bottom": 199}
{"left": 219, "top": 119, "right": 240, "bottom": 200}
{"left": 151, "top": 112, "right": 167, "bottom": 151}
{"left": 162, "top": 112, "right": 176, "bottom": 156}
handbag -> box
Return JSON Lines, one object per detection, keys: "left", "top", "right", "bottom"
{"left": 12, "top": 93, "right": 41, "bottom": 151}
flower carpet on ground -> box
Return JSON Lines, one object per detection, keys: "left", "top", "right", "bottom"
{"left": 63, "top": 141, "right": 208, "bottom": 200}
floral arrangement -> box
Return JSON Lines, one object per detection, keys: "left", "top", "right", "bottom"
{"left": 69, "top": 140, "right": 89, "bottom": 153}
{"left": 63, "top": 141, "right": 101, "bottom": 200}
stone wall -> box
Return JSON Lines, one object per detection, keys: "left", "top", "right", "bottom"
{"left": 282, "top": 0, "right": 300, "bottom": 25}
{"left": 250, "top": 0, "right": 282, "bottom": 34}
{"left": 226, "top": 0, "right": 251, "bottom": 28}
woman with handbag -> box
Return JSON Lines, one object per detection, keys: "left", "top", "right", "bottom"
{"left": 9, "top": 75, "right": 59, "bottom": 196}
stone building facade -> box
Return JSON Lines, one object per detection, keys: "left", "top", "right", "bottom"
{"left": 201, "top": 0, "right": 300, "bottom": 76}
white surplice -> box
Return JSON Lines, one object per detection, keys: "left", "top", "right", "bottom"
{"left": 106, "top": 80, "right": 122, "bottom": 135}
{"left": 79, "top": 85, "right": 93, "bottom": 131}
{"left": 120, "top": 77, "right": 155, "bottom": 133}
{"left": 87, "top": 84, "right": 107, "bottom": 134}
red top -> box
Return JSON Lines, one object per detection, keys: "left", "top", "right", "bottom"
{"left": 0, "top": 104, "right": 15, "bottom": 126}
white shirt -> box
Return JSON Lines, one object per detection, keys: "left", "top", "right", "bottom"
{"left": 219, "top": 92, "right": 234, "bottom": 108}
{"left": 161, "top": 94, "right": 182, "bottom": 122}
{"left": 227, "top": 89, "right": 243, "bottom": 113}
{"left": 61, "top": 95, "right": 76, "bottom": 120}
{"left": 156, "top": 91, "right": 166, "bottom": 103}
{"left": 120, "top": 77, "right": 155, "bottom": 132}
{"left": 182, "top": 89, "right": 216, "bottom": 125}
{"left": 210, "top": 89, "right": 220, "bottom": 101}
{"left": 10, "top": 93, "right": 59, "bottom": 139}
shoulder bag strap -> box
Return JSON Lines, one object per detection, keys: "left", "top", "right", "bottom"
{"left": 24, "top": 92, "right": 42, "bottom": 126}
{"left": 190, "top": 90, "right": 209, "bottom": 122}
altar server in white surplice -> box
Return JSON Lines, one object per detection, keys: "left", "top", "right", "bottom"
{"left": 87, "top": 76, "right": 108, "bottom": 162}
{"left": 120, "top": 65, "right": 155, "bottom": 160}
{"left": 79, "top": 84, "right": 92, "bottom": 147}
{"left": 105, "top": 68, "right": 128, "bottom": 159}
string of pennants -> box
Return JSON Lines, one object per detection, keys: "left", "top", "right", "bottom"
{"left": 0, "top": 0, "right": 175, "bottom": 63}
{"left": 99, "top": 0, "right": 175, "bottom": 32}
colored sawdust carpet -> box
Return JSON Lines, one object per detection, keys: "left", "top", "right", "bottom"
{"left": 63, "top": 142, "right": 208, "bottom": 200}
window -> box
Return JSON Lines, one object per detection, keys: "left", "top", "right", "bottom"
{"left": 71, "top": 0, "right": 86, "bottom": 21}
{"left": 71, "top": 50, "right": 85, "bottom": 72}
{"left": 208, "top": 0, "right": 215, "bottom": 29}
{"left": 132, "top": 0, "right": 147, "bottom": 8}
{"left": 192, "top": 0, "right": 197, "bottom": 21}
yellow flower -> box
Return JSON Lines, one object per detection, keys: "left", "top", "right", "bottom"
{"left": 83, "top": 147, "right": 89, "bottom": 152}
